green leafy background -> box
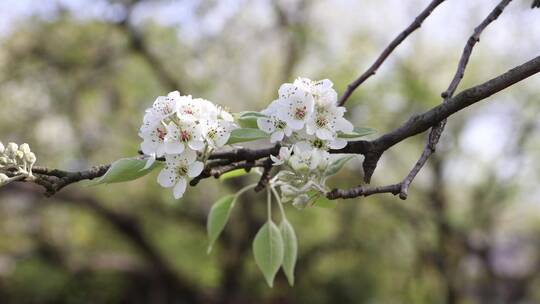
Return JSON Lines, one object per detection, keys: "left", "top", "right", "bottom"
{"left": 0, "top": 1, "right": 539, "bottom": 303}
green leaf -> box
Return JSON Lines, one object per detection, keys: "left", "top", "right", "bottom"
{"left": 218, "top": 169, "right": 248, "bottom": 180}
{"left": 207, "top": 195, "right": 236, "bottom": 254}
{"left": 238, "top": 111, "right": 267, "bottom": 118}
{"left": 325, "top": 155, "right": 355, "bottom": 176}
{"left": 253, "top": 221, "right": 284, "bottom": 287}
{"left": 227, "top": 128, "right": 269, "bottom": 144}
{"left": 233, "top": 112, "right": 267, "bottom": 128}
{"left": 337, "top": 127, "right": 376, "bottom": 139}
{"left": 90, "top": 157, "right": 160, "bottom": 185}
{"left": 280, "top": 220, "right": 298, "bottom": 286}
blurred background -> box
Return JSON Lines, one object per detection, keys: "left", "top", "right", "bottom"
{"left": 0, "top": 0, "right": 539, "bottom": 303}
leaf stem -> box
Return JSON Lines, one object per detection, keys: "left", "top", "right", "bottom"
{"left": 270, "top": 185, "right": 287, "bottom": 222}
{"left": 267, "top": 187, "right": 272, "bottom": 222}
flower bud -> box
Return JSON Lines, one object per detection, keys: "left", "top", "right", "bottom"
{"left": 16, "top": 150, "right": 24, "bottom": 160}
{"left": 24, "top": 152, "right": 36, "bottom": 165}
{"left": 0, "top": 141, "right": 4, "bottom": 154}
{"left": 5, "top": 143, "right": 18, "bottom": 158}
{"left": 19, "top": 143, "right": 31, "bottom": 154}
{"left": 280, "top": 184, "right": 298, "bottom": 203}
{"left": 292, "top": 194, "right": 310, "bottom": 210}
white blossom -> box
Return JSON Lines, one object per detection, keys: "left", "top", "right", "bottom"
{"left": 144, "top": 91, "right": 180, "bottom": 123}
{"left": 276, "top": 83, "right": 314, "bottom": 130}
{"left": 257, "top": 100, "right": 293, "bottom": 143}
{"left": 164, "top": 119, "right": 205, "bottom": 153}
{"left": 288, "top": 145, "right": 322, "bottom": 172}
{"left": 270, "top": 147, "right": 292, "bottom": 166}
{"left": 140, "top": 122, "right": 168, "bottom": 157}
{"left": 306, "top": 103, "right": 353, "bottom": 140}
{"left": 202, "top": 119, "right": 234, "bottom": 148}
{"left": 293, "top": 77, "right": 337, "bottom": 106}
{"left": 157, "top": 150, "right": 204, "bottom": 199}
{"left": 295, "top": 132, "right": 348, "bottom": 151}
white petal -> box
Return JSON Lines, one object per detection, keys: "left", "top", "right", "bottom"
{"left": 142, "top": 155, "right": 156, "bottom": 170}
{"left": 287, "top": 119, "right": 304, "bottom": 130}
{"left": 270, "top": 131, "right": 284, "bottom": 143}
{"left": 188, "top": 140, "right": 205, "bottom": 151}
{"left": 257, "top": 117, "right": 276, "bottom": 134}
{"left": 156, "top": 144, "right": 167, "bottom": 157}
{"left": 270, "top": 155, "right": 282, "bottom": 165}
{"left": 182, "top": 149, "right": 197, "bottom": 163}
{"left": 278, "top": 83, "right": 296, "bottom": 98}
{"left": 165, "top": 141, "right": 185, "bottom": 154}
{"left": 283, "top": 126, "right": 293, "bottom": 137}
{"left": 173, "top": 178, "right": 187, "bottom": 199}
{"left": 329, "top": 138, "right": 348, "bottom": 150}
{"left": 305, "top": 121, "right": 316, "bottom": 135}
{"left": 316, "top": 128, "right": 334, "bottom": 140}
{"left": 168, "top": 91, "right": 181, "bottom": 99}
{"left": 214, "top": 132, "right": 230, "bottom": 147}
{"left": 187, "top": 161, "right": 204, "bottom": 178}
{"left": 140, "top": 140, "right": 158, "bottom": 155}
{"left": 336, "top": 118, "right": 354, "bottom": 133}
{"left": 294, "top": 141, "right": 311, "bottom": 152}
{"left": 157, "top": 168, "right": 176, "bottom": 188}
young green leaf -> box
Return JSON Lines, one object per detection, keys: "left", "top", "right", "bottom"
{"left": 280, "top": 220, "right": 298, "bottom": 286}
{"left": 253, "top": 221, "right": 284, "bottom": 287}
{"left": 337, "top": 127, "right": 376, "bottom": 139}
{"left": 90, "top": 157, "right": 160, "bottom": 185}
{"left": 325, "top": 155, "right": 355, "bottom": 176}
{"left": 207, "top": 195, "right": 236, "bottom": 254}
{"left": 218, "top": 169, "right": 248, "bottom": 180}
{"left": 227, "top": 128, "right": 269, "bottom": 144}
{"left": 233, "top": 112, "right": 267, "bottom": 129}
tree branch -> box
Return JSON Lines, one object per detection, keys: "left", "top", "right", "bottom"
{"left": 399, "top": 0, "right": 513, "bottom": 199}
{"left": 8, "top": 54, "right": 540, "bottom": 199}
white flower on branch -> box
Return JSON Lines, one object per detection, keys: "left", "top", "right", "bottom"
{"left": 138, "top": 91, "right": 237, "bottom": 198}
{"left": 164, "top": 119, "right": 205, "bottom": 153}
{"left": 257, "top": 100, "right": 293, "bottom": 143}
{"left": 157, "top": 150, "right": 204, "bottom": 199}
{"left": 306, "top": 102, "right": 353, "bottom": 141}
{"left": 270, "top": 147, "right": 292, "bottom": 166}
{"left": 293, "top": 78, "right": 337, "bottom": 106}
{"left": 0, "top": 141, "right": 37, "bottom": 182}
{"left": 202, "top": 119, "right": 234, "bottom": 148}
{"left": 276, "top": 83, "right": 314, "bottom": 130}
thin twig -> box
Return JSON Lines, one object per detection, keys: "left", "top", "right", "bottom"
{"left": 338, "top": 0, "right": 446, "bottom": 106}
{"left": 399, "top": 0, "right": 513, "bottom": 199}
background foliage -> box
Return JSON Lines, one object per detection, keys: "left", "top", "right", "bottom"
{"left": 0, "top": 0, "right": 539, "bottom": 303}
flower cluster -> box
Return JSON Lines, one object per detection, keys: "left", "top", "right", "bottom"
{"left": 257, "top": 78, "right": 355, "bottom": 208}
{"left": 139, "top": 91, "right": 236, "bottom": 199}
{"left": 0, "top": 141, "right": 37, "bottom": 185}
{"left": 257, "top": 77, "right": 353, "bottom": 149}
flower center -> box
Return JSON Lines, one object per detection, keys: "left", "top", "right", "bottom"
{"left": 315, "top": 115, "right": 327, "bottom": 128}
{"left": 276, "top": 120, "right": 287, "bottom": 130}
{"left": 176, "top": 165, "right": 188, "bottom": 176}
{"left": 157, "top": 127, "right": 167, "bottom": 141}
{"left": 294, "top": 107, "right": 306, "bottom": 120}
{"left": 312, "top": 139, "right": 325, "bottom": 149}
{"left": 180, "top": 130, "right": 191, "bottom": 142}
{"left": 207, "top": 128, "right": 217, "bottom": 139}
